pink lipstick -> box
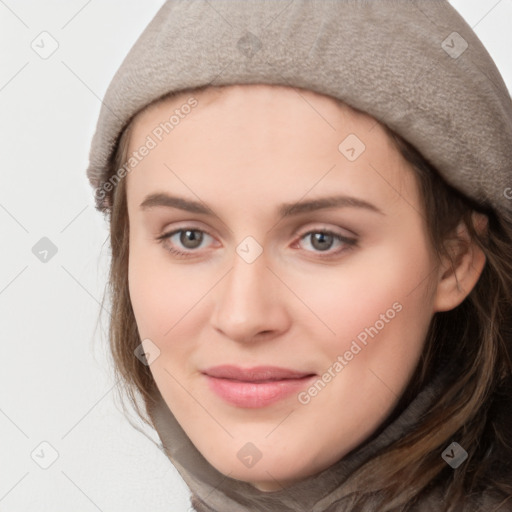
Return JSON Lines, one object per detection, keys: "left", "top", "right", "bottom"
{"left": 202, "top": 365, "right": 316, "bottom": 408}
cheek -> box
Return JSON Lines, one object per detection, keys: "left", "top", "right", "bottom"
{"left": 128, "top": 241, "right": 198, "bottom": 339}
{"left": 305, "top": 233, "right": 435, "bottom": 362}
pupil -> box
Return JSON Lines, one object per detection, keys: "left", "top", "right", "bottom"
{"left": 313, "top": 233, "right": 333, "bottom": 251}
{"left": 182, "top": 230, "right": 202, "bottom": 248}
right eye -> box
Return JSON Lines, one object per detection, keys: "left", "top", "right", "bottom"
{"left": 156, "top": 228, "right": 215, "bottom": 258}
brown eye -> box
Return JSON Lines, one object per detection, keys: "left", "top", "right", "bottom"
{"left": 178, "top": 229, "right": 204, "bottom": 249}
{"left": 309, "top": 232, "right": 335, "bottom": 251}
{"left": 156, "top": 228, "right": 213, "bottom": 257}
{"left": 297, "top": 230, "right": 357, "bottom": 257}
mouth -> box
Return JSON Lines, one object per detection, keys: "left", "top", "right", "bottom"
{"left": 201, "top": 365, "right": 317, "bottom": 408}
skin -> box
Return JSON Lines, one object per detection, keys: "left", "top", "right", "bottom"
{"left": 125, "top": 84, "right": 486, "bottom": 491}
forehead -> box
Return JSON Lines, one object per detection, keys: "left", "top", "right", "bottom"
{"left": 134, "top": 83, "right": 380, "bottom": 133}
{"left": 126, "top": 83, "right": 401, "bottom": 171}
{"left": 123, "top": 83, "right": 418, "bottom": 220}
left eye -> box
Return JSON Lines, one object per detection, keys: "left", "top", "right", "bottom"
{"left": 297, "top": 230, "right": 357, "bottom": 255}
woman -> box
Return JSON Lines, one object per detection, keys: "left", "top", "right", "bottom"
{"left": 86, "top": 1, "right": 512, "bottom": 510}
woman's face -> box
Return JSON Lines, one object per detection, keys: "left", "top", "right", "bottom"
{"left": 126, "top": 84, "right": 441, "bottom": 491}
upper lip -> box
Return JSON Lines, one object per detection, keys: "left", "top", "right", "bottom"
{"left": 202, "top": 365, "right": 315, "bottom": 381}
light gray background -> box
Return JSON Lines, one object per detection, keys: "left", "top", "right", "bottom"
{"left": 1, "top": 1, "right": 511, "bottom": 511}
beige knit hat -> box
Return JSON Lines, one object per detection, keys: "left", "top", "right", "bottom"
{"left": 86, "top": 0, "right": 512, "bottom": 217}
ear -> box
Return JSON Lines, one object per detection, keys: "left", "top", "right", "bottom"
{"left": 433, "top": 212, "right": 488, "bottom": 312}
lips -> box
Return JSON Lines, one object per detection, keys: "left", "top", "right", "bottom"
{"left": 202, "top": 365, "right": 315, "bottom": 381}
{"left": 202, "top": 365, "right": 317, "bottom": 408}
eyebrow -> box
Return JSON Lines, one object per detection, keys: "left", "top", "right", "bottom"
{"left": 139, "top": 192, "right": 385, "bottom": 218}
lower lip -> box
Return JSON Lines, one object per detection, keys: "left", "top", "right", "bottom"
{"left": 204, "top": 374, "right": 316, "bottom": 408}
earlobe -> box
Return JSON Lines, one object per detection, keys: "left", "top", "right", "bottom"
{"left": 433, "top": 215, "right": 487, "bottom": 313}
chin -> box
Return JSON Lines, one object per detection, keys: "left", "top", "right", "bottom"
{"left": 205, "top": 446, "right": 316, "bottom": 491}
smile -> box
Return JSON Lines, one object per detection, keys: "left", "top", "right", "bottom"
{"left": 202, "top": 365, "right": 317, "bottom": 408}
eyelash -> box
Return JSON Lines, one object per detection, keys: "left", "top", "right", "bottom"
{"left": 155, "top": 226, "right": 358, "bottom": 260}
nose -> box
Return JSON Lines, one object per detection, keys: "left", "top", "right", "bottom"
{"left": 210, "top": 246, "right": 290, "bottom": 344}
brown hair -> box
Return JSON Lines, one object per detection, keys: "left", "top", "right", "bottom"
{"left": 96, "top": 88, "right": 512, "bottom": 511}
